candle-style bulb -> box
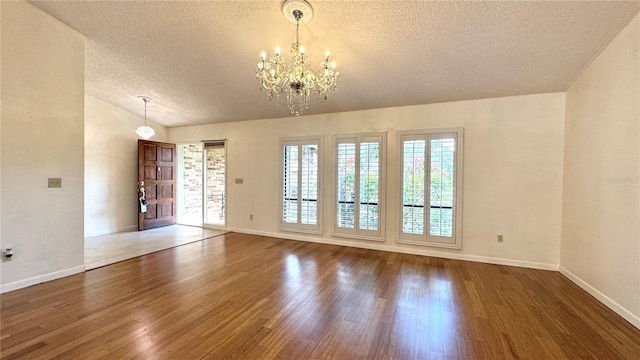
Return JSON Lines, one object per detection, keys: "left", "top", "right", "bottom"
{"left": 261, "top": 51, "right": 266, "bottom": 60}
{"left": 299, "top": 46, "right": 305, "bottom": 54}
{"left": 275, "top": 46, "right": 281, "bottom": 56}
{"left": 325, "top": 51, "right": 330, "bottom": 60}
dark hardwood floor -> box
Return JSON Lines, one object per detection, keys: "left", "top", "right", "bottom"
{"left": 1, "top": 232, "right": 639, "bottom": 359}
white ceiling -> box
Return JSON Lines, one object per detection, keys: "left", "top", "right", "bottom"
{"left": 29, "top": 1, "right": 640, "bottom": 127}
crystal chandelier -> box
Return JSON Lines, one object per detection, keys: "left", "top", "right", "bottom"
{"left": 256, "top": 0, "right": 339, "bottom": 116}
{"left": 136, "top": 97, "right": 155, "bottom": 140}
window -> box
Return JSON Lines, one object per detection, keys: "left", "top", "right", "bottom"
{"left": 280, "top": 136, "right": 323, "bottom": 234}
{"left": 398, "top": 128, "right": 463, "bottom": 248}
{"left": 334, "top": 133, "right": 385, "bottom": 240}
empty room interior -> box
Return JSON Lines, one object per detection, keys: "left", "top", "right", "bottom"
{"left": 1, "top": 0, "right": 640, "bottom": 359}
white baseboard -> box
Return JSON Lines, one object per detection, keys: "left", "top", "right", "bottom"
{"left": 85, "top": 225, "right": 137, "bottom": 238}
{"left": 227, "top": 227, "right": 559, "bottom": 271}
{"left": 0, "top": 265, "right": 85, "bottom": 294}
{"left": 559, "top": 266, "right": 640, "bottom": 330}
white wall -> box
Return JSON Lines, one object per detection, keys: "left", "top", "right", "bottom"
{"left": 169, "top": 93, "right": 565, "bottom": 269}
{"left": 84, "top": 95, "right": 167, "bottom": 237}
{"left": 1, "top": 1, "right": 85, "bottom": 290}
{"left": 561, "top": 14, "right": 640, "bottom": 328}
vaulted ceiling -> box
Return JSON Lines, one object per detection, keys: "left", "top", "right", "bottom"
{"left": 29, "top": 1, "right": 640, "bottom": 127}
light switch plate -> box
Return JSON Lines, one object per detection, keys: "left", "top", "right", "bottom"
{"left": 48, "top": 178, "right": 62, "bottom": 188}
{"left": 235, "top": 178, "right": 244, "bottom": 184}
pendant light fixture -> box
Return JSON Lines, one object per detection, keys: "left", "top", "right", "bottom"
{"left": 136, "top": 97, "right": 155, "bottom": 140}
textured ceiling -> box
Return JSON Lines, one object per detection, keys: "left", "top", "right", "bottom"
{"left": 28, "top": 1, "right": 640, "bottom": 127}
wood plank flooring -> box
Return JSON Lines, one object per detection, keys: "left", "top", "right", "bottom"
{"left": 2, "top": 232, "right": 640, "bottom": 359}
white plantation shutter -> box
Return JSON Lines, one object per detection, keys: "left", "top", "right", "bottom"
{"left": 429, "top": 138, "right": 455, "bottom": 237}
{"left": 282, "top": 145, "right": 298, "bottom": 224}
{"left": 398, "top": 129, "right": 463, "bottom": 249}
{"left": 337, "top": 142, "right": 356, "bottom": 229}
{"left": 280, "top": 137, "right": 323, "bottom": 234}
{"left": 402, "top": 139, "right": 425, "bottom": 235}
{"left": 300, "top": 145, "right": 318, "bottom": 225}
{"left": 359, "top": 141, "right": 380, "bottom": 231}
{"left": 334, "top": 134, "right": 385, "bottom": 240}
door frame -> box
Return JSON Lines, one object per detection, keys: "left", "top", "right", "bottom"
{"left": 174, "top": 141, "right": 228, "bottom": 230}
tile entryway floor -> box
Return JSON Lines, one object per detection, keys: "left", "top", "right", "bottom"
{"left": 85, "top": 225, "right": 227, "bottom": 270}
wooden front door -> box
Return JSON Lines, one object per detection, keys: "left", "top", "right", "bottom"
{"left": 138, "top": 140, "right": 176, "bottom": 230}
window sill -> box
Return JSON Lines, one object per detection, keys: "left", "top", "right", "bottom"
{"left": 396, "top": 238, "right": 461, "bottom": 249}
{"left": 279, "top": 225, "right": 322, "bottom": 235}
{"left": 332, "top": 232, "right": 385, "bottom": 243}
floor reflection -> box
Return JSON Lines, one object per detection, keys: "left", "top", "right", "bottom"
{"left": 271, "top": 246, "right": 463, "bottom": 357}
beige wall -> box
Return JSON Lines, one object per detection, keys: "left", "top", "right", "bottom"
{"left": 169, "top": 93, "right": 566, "bottom": 269}
{"left": 1, "top": 1, "right": 85, "bottom": 290}
{"left": 561, "top": 14, "right": 640, "bottom": 327}
{"left": 84, "top": 95, "right": 167, "bottom": 237}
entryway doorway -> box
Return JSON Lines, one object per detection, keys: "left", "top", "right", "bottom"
{"left": 137, "top": 140, "right": 177, "bottom": 231}
{"left": 176, "top": 141, "right": 227, "bottom": 230}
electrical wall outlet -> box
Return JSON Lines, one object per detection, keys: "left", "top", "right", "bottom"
{"left": 497, "top": 234, "right": 504, "bottom": 243}
{"left": 3, "top": 248, "right": 13, "bottom": 261}
{"left": 250, "top": 214, "right": 253, "bottom": 220}
{"left": 48, "top": 178, "right": 62, "bottom": 188}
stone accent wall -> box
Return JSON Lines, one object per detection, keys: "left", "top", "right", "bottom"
{"left": 206, "top": 147, "right": 226, "bottom": 224}
{"left": 181, "top": 144, "right": 203, "bottom": 223}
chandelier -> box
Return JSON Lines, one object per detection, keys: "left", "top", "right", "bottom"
{"left": 136, "top": 97, "right": 155, "bottom": 140}
{"left": 256, "top": 0, "right": 339, "bottom": 116}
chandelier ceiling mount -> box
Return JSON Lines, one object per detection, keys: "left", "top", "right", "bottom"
{"left": 282, "top": 0, "right": 313, "bottom": 24}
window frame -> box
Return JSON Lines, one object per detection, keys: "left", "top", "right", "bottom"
{"left": 397, "top": 128, "right": 463, "bottom": 249}
{"left": 279, "top": 136, "right": 323, "bottom": 234}
{"left": 333, "top": 133, "right": 386, "bottom": 241}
